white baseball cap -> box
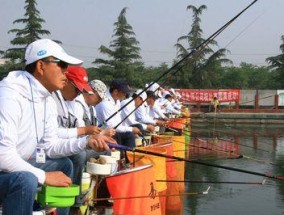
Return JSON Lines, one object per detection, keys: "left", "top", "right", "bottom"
{"left": 169, "top": 88, "right": 176, "bottom": 96}
{"left": 148, "top": 82, "right": 160, "bottom": 92}
{"left": 163, "top": 90, "right": 171, "bottom": 98}
{"left": 25, "top": 39, "right": 83, "bottom": 65}
{"left": 135, "top": 89, "right": 147, "bottom": 101}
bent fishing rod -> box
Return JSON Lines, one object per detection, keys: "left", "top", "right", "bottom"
{"left": 156, "top": 179, "right": 266, "bottom": 186}
{"left": 93, "top": 186, "right": 211, "bottom": 202}
{"left": 164, "top": 121, "right": 271, "bottom": 153}
{"left": 173, "top": 138, "right": 283, "bottom": 167}
{"left": 98, "top": 0, "right": 259, "bottom": 128}
{"left": 164, "top": 119, "right": 272, "bottom": 153}
{"left": 107, "top": 142, "right": 284, "bottom": 181}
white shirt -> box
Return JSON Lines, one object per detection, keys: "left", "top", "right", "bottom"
{"left": 51, "top": 91, "right": 78, "bottom": 138}
{"left": 0, "top": 71, "right": 88, "bottom": 184}
{"left": 74, "top": 94, "right": 89, "bottom": 126}
{"left": 121, "top": 97, "right": 147, "bottom": 130}
{"left": 153, "top": 100, "right": 167, "bottom": 119}
{"left": 95, "top": 90, "right": 132, "bottom": 133}
{"left": 165, "top": 100, "right": 181, "bottom": 115}
{"left": 136, "top": 104, "right": 156, "bottom": 125}
{"left": 73, "top": 94, "right": 97, "bottom": 126}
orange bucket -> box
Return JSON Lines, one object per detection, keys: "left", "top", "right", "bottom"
{"left": 127, "top": 147, "right": 167, "bottom": 193}
{"left": 106, "top": 165, "right": 162, "bottom": 215}
{"left": 166, "top": 118, "right": 186, "bottom": 130}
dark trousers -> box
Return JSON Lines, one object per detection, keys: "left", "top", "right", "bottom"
{"left": 114, "top": 131, "right": 135, "bottom": 163}
{"left": 131, "top": 123, "right": 146, "bottom": 135}
{"left": 114, "top": 131, "right": 135, "bottom": 148}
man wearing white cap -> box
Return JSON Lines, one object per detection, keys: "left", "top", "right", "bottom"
{"left": 136, "top": 90, "right": 167, "bottom": 127}
{"left": 0, "top": 39, "right": 111, "bottom": 215}
{"left": 120, "top": 89, "right": 155, "bottom": 134}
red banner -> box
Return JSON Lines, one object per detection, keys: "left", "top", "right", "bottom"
{"left": 175, "top": 89, "right": 240, "bottom": 103}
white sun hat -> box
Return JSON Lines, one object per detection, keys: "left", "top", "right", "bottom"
{"left": 25, "top": 38, "right": 83, "bottom": 65}
{"left": 135, "top": 89, "right": 147, "bottom": 101}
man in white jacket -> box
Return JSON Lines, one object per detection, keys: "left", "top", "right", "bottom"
{"left": 121, "top": 89, "right": 155, "bottom": 134}
{"left": 0, "top": 39, "right": 111, "bottom": 215}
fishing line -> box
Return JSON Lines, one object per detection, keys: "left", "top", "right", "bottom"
{"left": 224, "top": 10, "right": 265, "bottom": 49}
{"left": 163, "top": 119, "right": 272, "bottom": 153}
{"left": 93, "top": 186, "right": 211, "bottom": 202}
{"left": 156, "top": 179, "right": 266, "bottom": 186}
{"left": 98, "top": 0, "right": 259, "bottom": 127}
{"left": 107, "top": 142, "right": 284, "bottom": 181}
{"left": 178, "top": 120, "right": 273, "bottom": 153}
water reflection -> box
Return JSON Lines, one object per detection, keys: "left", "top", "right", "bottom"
{"left": 184, "top": 123, "right": 284, "bottom": 215}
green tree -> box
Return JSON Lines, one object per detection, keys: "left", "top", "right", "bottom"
{"left": 93, "top": 7, "right": 142, "bottom": 85}
{"left": 3, "top": 0, "right": 50, "bottom": 70}
{"left": 174, "top": 5, "right": 231, "bottom": 89}
{"left": 266, "top": 35, "right": 284, "bottom": 88}
{"left": 220, "top": 63, "right": 272, "bottom": 89}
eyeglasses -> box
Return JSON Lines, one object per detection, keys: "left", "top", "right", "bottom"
{"left": 70, "top": 81, "right": 82, "bottom": 96}
{"left": 42, "top": 59, "right": 69, "bottom": 69}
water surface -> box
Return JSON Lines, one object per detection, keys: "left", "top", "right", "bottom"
{"left": 183, "top": 123, "right": 284, "bottom": 215}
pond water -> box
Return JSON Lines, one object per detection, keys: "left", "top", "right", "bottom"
{"left": 182, "top": 123, "right": 284, "bottom": 215}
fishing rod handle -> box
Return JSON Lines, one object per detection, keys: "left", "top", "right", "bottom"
{"left": 107, "top": 143, "right": 133, "bottom": 151}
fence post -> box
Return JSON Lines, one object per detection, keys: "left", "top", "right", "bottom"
{"left": 274, "top": 94, "right": 279, "bottom": 110}
{"left": 235, "top": 100, "right": 239, "bottom": 110}
{"left": 255, "top": 90, "right": 259, "bottom": 111}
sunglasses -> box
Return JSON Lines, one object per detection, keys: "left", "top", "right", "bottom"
{"left": 70, "top": 81, "right": 82, "bottom": 96}
{"left": 42, "top": 58, "right": 69, "bottom": 69}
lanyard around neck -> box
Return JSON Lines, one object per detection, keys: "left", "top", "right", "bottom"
{"left": 28, "top": 78, "right": 46, "bottom": 144}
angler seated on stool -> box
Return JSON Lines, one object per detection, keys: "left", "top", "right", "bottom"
{"left": 121, "top": 89, "right": 155, "bottom": 136}
{"left": 51, "top": 66, "right": 116, "bottom": 213}
{"left": 95, "top": 79, "right": 142, "bottom": 162}
{"left": 136, "top": 90, "right": 168, "bottom": 134}
{"left": 0, "top": 39, "right": 112, "bottom": 215}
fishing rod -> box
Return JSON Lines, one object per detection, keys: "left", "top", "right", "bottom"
{"left": 164, "top": 119, "right": 273, "bottom": 153}
{"left": 173, "top": 138, "right": 283, "bottom": 167}
{"left": 98, "top": 0, "right": 259, "bottom": 127}
{"left": 155, "top": 134, "right": 238, "bottom": 155}
{"left": 113, "top": 40, "right": 217, "bottom": 129}
{"left": 93, "top": 186, "right": 211, "bottom": 202}
{"left": 156, "top": 179, "right": 266, "bottom": 186}
{"left": 113, "top": 75, "right": 172, "bottom": 129}
{"left": 190, "top": 131, "right": 272, "bottom": 153}
{"left": 107, "top": 143, "right": 284, "bottom": 181}
{"left": 164, "top": 121, "right": 271, "bottom": 153}
{"left": 165, "top": 125, "right": 283, "bottom": 166}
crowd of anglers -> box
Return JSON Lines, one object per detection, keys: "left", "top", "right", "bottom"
{"left": 0, "top": 39, "right": 184, "bottom": 215}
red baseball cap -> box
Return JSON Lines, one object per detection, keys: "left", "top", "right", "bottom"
{"left": 66, "top": 66, "right": 93, "bottom": 94}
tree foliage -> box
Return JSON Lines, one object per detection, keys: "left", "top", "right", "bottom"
{"left": 93, "top": 7, "right": 142, "bottom": 85}
{"left": 3, "top": 0, "right": 50, "bottom": 70}
{"left": 0, "top": 2, "right": 283, "bottom": 89}
{"left": 174, "top": 5, "right": 231, "bottom": 89}
{"left": 220, "top": 63, "right": 272, "bottom": 89}
{"left": 266, "top": 35, "right": 284, "bottom": 88}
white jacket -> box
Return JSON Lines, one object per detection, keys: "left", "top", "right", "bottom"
{"left": 0, "top": 71, "right": 87, "bottom": 184}
{"left": 95, "top": 90, "right": 132, "bottom": 132}
{"left": 120, "top": 97, "right": 147, "bottom": 130}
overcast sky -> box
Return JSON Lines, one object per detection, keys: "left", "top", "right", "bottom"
{"left": 0, "top": 0, "right": 283, "bottom": 68}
